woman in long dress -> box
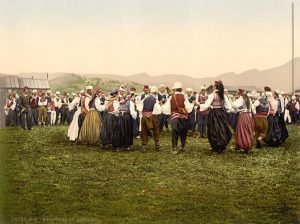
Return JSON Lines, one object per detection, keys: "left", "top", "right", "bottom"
{"left": 79, "top": 89, "right": 102, "bottom": 145}
{"left": 199, "top": 81, "right": 232, "bottom": 153}
{"left": 67, "top": 93, "right": 81, "bottom": 141}
{"left": 100, "top": 89, "right": 119, "bottom": 149}
{"left": 232, "top": 89, "right": 254, "bottom": 153}
{"left": 111, "top": 87, "right": 137, "bottom": 151}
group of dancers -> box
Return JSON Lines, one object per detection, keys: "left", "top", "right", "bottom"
{"left": 65, "top": 81, "right": 293, "bottom": 154}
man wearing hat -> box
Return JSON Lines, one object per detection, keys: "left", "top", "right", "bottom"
{"left": 19, "top": 86, "right": 32, "bottom": 130}
{"left": 140, "top": 86, "right": 162, "bottom": 152}
{"left": 162, "top": 82, "right": 194, "bottom": 154}
{"left": 60, "top": 92, "right": 69, "bottom": 125}
{"left": 38, "top": 92, "right": 48, "bottom": 126}
{"left": 54, "top": 91, "right": 62, "bottom": 125}
{"left": 141, "top": 85, "right": 150, "bottom": 100}
{"left": 29, "top": 89, "right": 39, "bottom": 126}
{"left": 157, "top": 84, "right": 169, "bottom": 133}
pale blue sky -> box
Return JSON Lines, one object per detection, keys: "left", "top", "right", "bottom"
{"left": 0, "top": 0, "right": 299, "bottom": 76}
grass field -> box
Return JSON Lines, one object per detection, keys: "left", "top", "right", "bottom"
{"left": 0, "top": 125, "right": 299, "bottom": 224}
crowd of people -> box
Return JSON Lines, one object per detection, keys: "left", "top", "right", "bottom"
{"left": 4, "top": 81, "right": 300, "bottom": 154}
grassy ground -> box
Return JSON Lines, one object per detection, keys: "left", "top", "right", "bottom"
{"left": 0, "top": 125, "right": 299, "bottom": 224}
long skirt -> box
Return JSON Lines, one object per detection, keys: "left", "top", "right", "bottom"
{"left": 265, "top": 115, "right": 281, "bottom": 147}
{"left": 100, "top": 113, "right": 117, "bottom": 146}
{"left": 235, "top": 112, "right": 254, "bottom": 151}
{"left": 254, "top": 116, "right": 268, "bottom": 140}
{"left": 112, "top": 113, "right": 133, "bottom": 148}
{"left": 68, "top": 109, "right": 81, "bottom": 141}
{"left": 277, "top": 113, "right": 288, "bottom": 142}
{"left": 207, "top": 108, "right": 232, "bottom": 152}
{"left": 79, "top": 110, "right": 101, "bottom": 145}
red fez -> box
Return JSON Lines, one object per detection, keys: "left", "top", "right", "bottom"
{"left": 144, "top": 85, "right": 149, "bottom": 90}
{"left": 264, "top": 86, "right": 271, "bottom": 92}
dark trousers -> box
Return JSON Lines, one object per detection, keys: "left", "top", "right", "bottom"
{"left": 290, "top": 110, "right": 298, "bottom": 124}
{"left": 20, "top": 109, "right": 32, "bottom": 130}
{"left": 31, "top": 108, "right": 38, "bottom": 126}
{"left": 46, "top": 112, "right": 51, "bottom": 126}
{"left": 60, "top": 107, "right": 68, "bottom": 125}
{"left": 132, "top": 115, "right": 140, "bottom": 137}
{"left": 188, "top": 111, "right": 196, "bottom": 132}
{"left": 197, "top": 113, "right": 208, "bottom": 135}
{"left": 157, "top": 113, "right": 168, "bottom": 133}
{"left": 7, "top": 110, "right": 16, "bottom": 126}
{"left": 141, "top": 115, "right": 160, "bottom": 145}
{"left": 171, "top": 118, "right": 189, "bottom": 148}
{"left": 55, "top": 108, "right": 61, "bottom": 124}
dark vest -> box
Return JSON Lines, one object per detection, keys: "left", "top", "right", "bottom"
{"left": 143, "top": 95, "right": 156, "bottom": 112}
{"left": 256, "top": 98, "right": 269, "bottom": 114}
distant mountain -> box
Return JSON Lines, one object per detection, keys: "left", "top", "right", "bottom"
{"left": 2, "top": 57, "right": 299, "bottom": 93}
{"left": 79, "top": 57, "right": 300, "bottom": 92}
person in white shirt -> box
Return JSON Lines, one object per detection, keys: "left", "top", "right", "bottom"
{"left": 112, "top": 86, "right": 137, "bottom": 151}
{"left": 199, "top": 81, "right": 232, "bottom": 153}
{"left": 100, "top": 88, "right": 120, "bottom": 149}
{"left": 264, "top": 87, "right": 282, "bottom": 147}
{"left": 140, "top": 86, "right": 162, "bottom": 152}
{"left": 162, "top": 82, "right": 194, "bottom": 154}
{"left": 38, "top": 92, "right": 48, "bottom": 126}
{"left": 231, "top": 89, "right": 254, "bottom": 153}
{"left": 67, "top": 92, "right": 82, "bottom": 141}
{"left": 4, "top": 93, "right": 16, "bottom": 126}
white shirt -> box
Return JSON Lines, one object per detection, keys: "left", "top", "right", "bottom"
{"left": 199, "top": 90, "right": 232, "bottom": 111}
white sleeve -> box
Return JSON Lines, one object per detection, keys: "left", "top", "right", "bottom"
{"left": 85, "top": 97, "right": 90, "bottom": 112}
{"left": 231, "top": 96, "right": 243, "bottom": 109}
{"left": 130, "top": 101, "right": 137, "bottom": 119}
{"left": 199, "top": 93, "right": 213, "bottom": 111}
{"left": 184, "top": 97, "right": 194, "bottom": 113}
{"left": 53, "top": 98, "right": 58, "bottom": 107}
{"left": 95, "top": 97, "right": 101, "bottom": 111}
{"left": 153, "top": 100, "right": 162, "bottom": 115}
{"left": 224, "top": 95, "right": 232, "bottom": 111}
{"left": 11, "top": 100, "right": 16, "bottom": 110}
{"left": 252, "top": 100, "right": 259, "bottom": 114}
{"left": 113, "top": 100, "right": 120, "bottom": 112}
{"left": 296, "top": 102, "right": 300, "bottom": 110}
{"left": 162, "top": 96, "right": 171, "bottom": 115}
{"left": 68, "top": 97, "right": 79, "bottom": 110}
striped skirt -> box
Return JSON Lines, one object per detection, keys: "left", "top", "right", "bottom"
{"left": 79, "top": 110, "right": 101, "bottom": 145}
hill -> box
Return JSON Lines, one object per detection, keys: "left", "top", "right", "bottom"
{"left": 50, "top": 57, "right": 300, "bottom": 92}
{"left": 49, "top": 73, "right": 143, "bottom": 93}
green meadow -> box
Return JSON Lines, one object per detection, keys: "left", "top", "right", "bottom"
{"left": 0, "top": 125, "right": 299, "bottom": 224}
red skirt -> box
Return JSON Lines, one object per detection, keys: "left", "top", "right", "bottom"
{"left": 235, "top": 112, "right": 254, "bottom": 151}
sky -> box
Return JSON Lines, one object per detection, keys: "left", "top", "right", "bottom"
{"left": 0, "top": 0, "right": 299, "bottom": 77}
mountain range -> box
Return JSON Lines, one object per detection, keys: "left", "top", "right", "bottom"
{"left": 3, "top": 57, "right": 300, "bottom": 93}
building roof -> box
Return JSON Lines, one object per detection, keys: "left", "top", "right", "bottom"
{"left": 0, "top": 76, "right": 50, "bottom": 89}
